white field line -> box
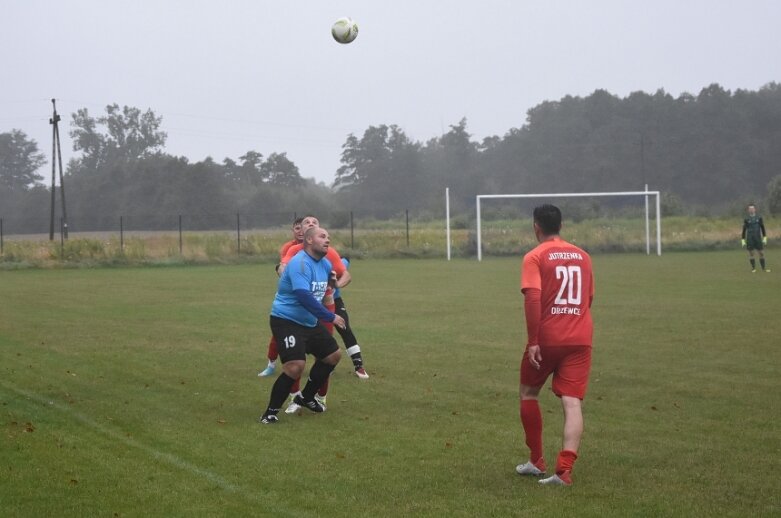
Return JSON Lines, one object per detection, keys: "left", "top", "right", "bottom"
{"left": 2, "top": 382, "right": 238, "bottom": 490}
{"left": 1, "top": 382, "right": 301, "bottom": 516}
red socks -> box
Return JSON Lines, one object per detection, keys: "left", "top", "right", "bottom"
{"left": 556, "top": 449, "right": 578, "bottom": 483}
{"left": 317, "top": 376, "right": 329, "bottom": 397}
{"left": 289, "top": 375, "right": 329, "bottom": 397}
{"left": 267, "top": 336, "right": 278, "bottom": 362}
{"left": 520, "top": 399, "right": 544, "bottom": 468}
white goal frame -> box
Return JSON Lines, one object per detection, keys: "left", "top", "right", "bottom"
{"left": 475, "top": 188, "right": 661, "bottom": 261}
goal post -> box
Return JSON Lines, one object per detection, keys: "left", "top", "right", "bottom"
{"left": 475, "top": 188, "right": 662, "bottom": 261}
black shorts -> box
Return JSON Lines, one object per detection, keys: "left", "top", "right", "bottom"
{"left": 746, "top": 237, "right": 763, "bottom": 251}
{"left": 269, "top": 316, "right": 339, "bottom": 363}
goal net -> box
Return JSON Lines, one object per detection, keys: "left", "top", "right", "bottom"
{"left": 473, "top": 189, "right": 661, "bottom": 261}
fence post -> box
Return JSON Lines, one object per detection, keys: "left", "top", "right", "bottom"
{"left": 0, "top": 218, "right": 3, "bottom": 255}
{"left": 350, "top": 211, "right": 354, "bottom": 250}
{"left": 236, "top": 212, "right": 241, "bottom": 255}
{"left": 405, "top": 209, "right": 410, "bottom": 247}
{"left": 179, "top": 215, "right": 183, "bottom": 255}
{"left": 60, "top": 217, "right": 64, "bottom": 258}
{"left": 120, "top": 216, "right": 124, "bottom": 253}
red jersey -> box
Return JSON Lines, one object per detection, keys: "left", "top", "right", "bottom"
{"left": 521, "top": 237, "right": 594, "bottom": 347}
{"left": 280, "top": 244, "right": 347, "bottom": 278}
{"left": 279, "top": 239, "right": 298, "bottom": 260}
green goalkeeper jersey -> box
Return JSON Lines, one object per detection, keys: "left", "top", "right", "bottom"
{"left": 742, "top": 215, "right": 766, "bottom": 241}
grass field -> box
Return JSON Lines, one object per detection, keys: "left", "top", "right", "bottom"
{"left": 1, "top": 252, "right": 779, "bottom": 516}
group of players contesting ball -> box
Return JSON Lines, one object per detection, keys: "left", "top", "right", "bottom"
{"left": 256, "top": 203, "right": 771, "bottom": 487}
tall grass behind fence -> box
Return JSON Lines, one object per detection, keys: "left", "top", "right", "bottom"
{"left": 0, "top": 211, "right": 768, "bottom": 268}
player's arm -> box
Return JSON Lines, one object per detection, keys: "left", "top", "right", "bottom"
{"left": 522, "top": 288, "right": 543, "bottom": 370}
{"left": 293, "top": 289, "right": 337, "bottom": 322}
{"left": 589, "top": 269, "right": 595, "bottom": 308}
{"left": 760, "top": 218, "right": 767, "bottom": 237}
{"left": 326, "top": 248, "right": 351, "bottom": 288}
{"left": 521, "top": 254, "right": 543, "bottom": 369}
{"left": 742, "top": 219, "right": 748, "bottom": 239}
{"left": 335, "top": 269, "right": 351, "bottom": 289}
{"left": 523, "top": 288, "right": 542, "bottom": 347}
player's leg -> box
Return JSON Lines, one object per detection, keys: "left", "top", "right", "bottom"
{"left": 296, "top": 324, "right": 341, "bottom": 412}
{"left": 758, "top": 249, "right": 769, "bottom": 272}
{"left": 315, "top": 303, "right": 337, "bottom": 405}
{"left": 517, "top": 383, "right": 546, "bottom": 476}
{"left": 284, "top": 376, "right": 303, "bottom": 414}
{"left": 748, "top": 248, "right": 757, "bottom": 272}
{"left": 516, "top": 348, "right": 553, "bottom": 476}
{"left": 283, "top": 307, "right": 334, "bottom": 413}
{"left": 316, "top": 377, "right": 330, "bottom": 407}
{"left": 258, "top": 336, "right": 279, "bottom": 377}
{"left": 539, "top": 397, "right": 582, "bottom": 486}
{"left": 540, "top": 346, "right": 591, "bottom": 485}
{"left": 334, "top": 296, "right": 368, "bottom": 379}
{"left": 260, "top": 317, "right": 306, "bottom": 423}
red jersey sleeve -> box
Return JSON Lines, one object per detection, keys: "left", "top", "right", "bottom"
{"left": 281, "top": 243, "right": 303, "bottom": 265}
{"left": 326, "top": 248, "right": 346, "bottom": 276}
{"left": 278, "top": 239, "right": 297, "bottom": 260}
{"left": 521, "top": 250, "right": 542, "bottom": 293}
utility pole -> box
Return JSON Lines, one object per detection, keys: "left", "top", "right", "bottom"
{"left": 640, "top": 133, "right": 646, "bottom": 187}
{"left": 49, "top": 99, "right": 68, "bottom": 240}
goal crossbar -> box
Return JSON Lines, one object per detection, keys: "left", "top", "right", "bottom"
{"left": 476, "top": 190, "right": 661, "bottom": 260}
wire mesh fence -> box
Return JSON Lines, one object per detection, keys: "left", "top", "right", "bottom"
{"left": 0, "top": 209, "right": 441, "bottom": 261}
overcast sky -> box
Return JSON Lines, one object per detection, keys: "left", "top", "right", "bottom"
{"left": 2, "top": 0, "right": 780, "bottom": 186}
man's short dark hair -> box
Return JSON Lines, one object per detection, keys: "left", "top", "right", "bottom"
{"left": 293, "top": 216, "right": 304, "bottom": 226}
{"left": 533, "top": 204, "right": 562, "bottom": 235}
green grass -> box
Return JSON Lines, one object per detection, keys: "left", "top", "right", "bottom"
{"left": 1, "top": 253, "right": 779, "bottom": 516}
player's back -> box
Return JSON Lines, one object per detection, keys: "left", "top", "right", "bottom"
{"left": 523, "top": 238, "right": 594, "bottom": 347}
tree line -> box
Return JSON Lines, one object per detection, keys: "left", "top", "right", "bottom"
{"left": 2, "top": 83, "right": 781, "bottom": 234}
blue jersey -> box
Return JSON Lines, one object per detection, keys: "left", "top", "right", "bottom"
{"left": 333, "top": 258, "right": 350, "bottom": 299}
{"left": 270, "top": 250, "right": 333, "bottom": 327}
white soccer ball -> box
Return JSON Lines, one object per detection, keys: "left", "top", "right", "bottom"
{"left": 332, "top": 17, "right": 359, "bottom": 44}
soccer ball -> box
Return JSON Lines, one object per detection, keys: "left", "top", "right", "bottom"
{"left": 332, "top": 17, "right": 359, "bottom": 44}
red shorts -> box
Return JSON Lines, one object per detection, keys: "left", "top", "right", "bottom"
{"left": 520, "top": 345, "right": 592, "bottom": 399}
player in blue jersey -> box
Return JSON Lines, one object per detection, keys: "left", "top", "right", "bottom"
{"left": 259, "top": 226, "right": 346, "bottom": 424}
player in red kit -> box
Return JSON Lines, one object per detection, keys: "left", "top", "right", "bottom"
{"left": 515, "top": 204, "right": 594, "bottom": 487}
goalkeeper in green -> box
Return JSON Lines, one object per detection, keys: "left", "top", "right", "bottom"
{"left": 741, "top": 204, "right": 770, "bottom": 272}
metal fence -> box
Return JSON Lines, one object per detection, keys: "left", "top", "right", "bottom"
{"left": 0, "top": 209, "right": 423, "bottom": 256}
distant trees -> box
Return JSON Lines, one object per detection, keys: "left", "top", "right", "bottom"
{"left": 335, "top": 124, "right": 425, "bottom": 217}
{"left": 0, "top": 130, "right": 46, "bottom": 190}
{"left": 0, "top": 130, "right": 51, "bottom": 233}
{"left": 4, "top": 83, "right": 781, "bottom": 234}
{"left": 70, "top": 104, "right": 167, "bottom": 172}
{"left": 767, "top": 175, "right": 781, "bottom": 216}
{"left": 333, "top": 83, "right": 781, "bottom": 216}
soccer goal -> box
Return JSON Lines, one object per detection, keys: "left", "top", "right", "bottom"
{"left": 474, "top": 188, "right": 662, "bottom": 261}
